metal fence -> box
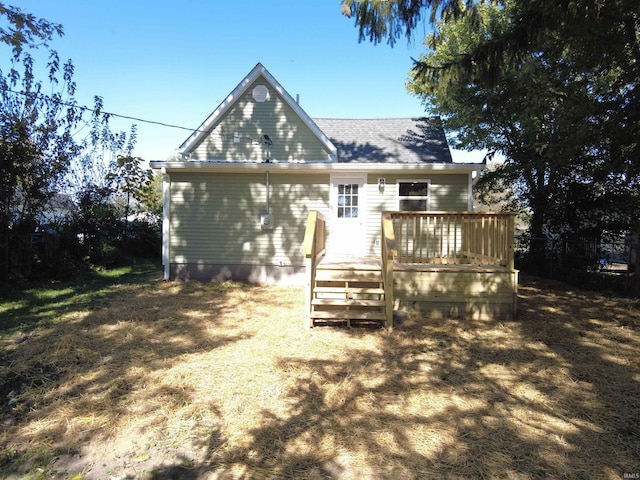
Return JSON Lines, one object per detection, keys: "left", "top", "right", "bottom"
{"left": 514, "top": 235, "right": 638, "bottom": 295}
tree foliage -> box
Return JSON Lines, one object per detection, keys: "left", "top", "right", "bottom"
{"left": 344, "top": 0, "right": 640, "bottom": 269}
{"left": 341, "top": 0, "right": 477, "bottom": 46}
{"left": 0, "top": 3, "right": 83, "bottom": 283}
{"left": 70, "top": 118, "right": 159, "bottom": 265}
{"left": 0, "top": 4, "right": 160, "bottom": 285}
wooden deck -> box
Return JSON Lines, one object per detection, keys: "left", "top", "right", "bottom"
{"left": 393, "top": 263, "right": 518, "bottom": 321}
{"left": 303, "top": 211, "right": 519, "bottom": 328}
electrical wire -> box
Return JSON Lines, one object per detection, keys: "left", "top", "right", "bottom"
{"left": 4, "top": 87, "right": 272, "bottom": 148}
{"left": 4, "top": 87, "right": 209, "bottom": 134}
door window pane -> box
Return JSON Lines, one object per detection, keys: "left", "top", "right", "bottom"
{"left": 337, "top": 183, "right": 359, "bottom": 218}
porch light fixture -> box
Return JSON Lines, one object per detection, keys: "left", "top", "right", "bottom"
{"left": 378, "top": 177, "right": 386, "bottom": 191}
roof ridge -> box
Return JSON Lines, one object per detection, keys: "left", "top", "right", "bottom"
{"left": 312, "top": 116, "right": 433, "bottom": 120}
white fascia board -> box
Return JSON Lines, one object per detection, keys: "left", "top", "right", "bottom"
{"left": 150, "top": 160, "right": 484, "bottom": 174}
{"left": 178, "top": 63, "right": 337, "bottom": 158}
{"left": 258, "top": 67, "right": 337, "bottom": 158}
{"left": 179, "top": 65, "right": 264, "bottom": 154}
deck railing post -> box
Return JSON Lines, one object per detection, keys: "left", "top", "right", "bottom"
{"left": 507, "top": 213, "right": 516, "bottom": 271}
{"left": 381, "top": 212, "right": 397, "bottom": 329}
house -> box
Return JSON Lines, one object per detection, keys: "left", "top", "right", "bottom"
{"left": 150, "top": 63, "right": 518, "bottom": 327}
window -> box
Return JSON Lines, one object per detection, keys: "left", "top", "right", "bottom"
{"left": 337, "top": 183, "right": 358, "bottom": 218}
{"left": 398, "top": 181, "right": 429, "bottom": 211}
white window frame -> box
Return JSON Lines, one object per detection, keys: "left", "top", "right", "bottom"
{"left": 397, "top": 179, "right": 431, "bottom": 212}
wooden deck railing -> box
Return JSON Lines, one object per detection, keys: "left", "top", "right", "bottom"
{"left": 381, "top": 213, "right": 398, "bottom": 329}
{"left": 302, "top": 210, "right": 326, "bottom": 327}
{"left": 383, "top": 211, "right": 516, "bottom": 269}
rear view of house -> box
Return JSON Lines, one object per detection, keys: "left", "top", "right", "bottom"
{"left": 151, "top": 63, "right": 518, "bottom": 326}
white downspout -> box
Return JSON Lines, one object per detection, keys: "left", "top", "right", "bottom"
{"left": 469, "top": 169, "right": 483, "bottom": 211}
{"left": 265, "top": 171, "right": 270, "bottom": 214}
{"left": 162, "top": 168, "right": 171, "bottom": 281}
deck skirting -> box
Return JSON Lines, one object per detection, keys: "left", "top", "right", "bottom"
{"left": 393, "top": 266, "right": 518, "bottom": 320}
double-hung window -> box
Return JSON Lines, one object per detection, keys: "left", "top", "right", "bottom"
{"left": 398, "top": 180, "right": 430, "bottom": 211}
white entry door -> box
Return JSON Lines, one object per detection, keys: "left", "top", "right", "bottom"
{"left": 330, "top": 174, "right": 367, "bottom": 258}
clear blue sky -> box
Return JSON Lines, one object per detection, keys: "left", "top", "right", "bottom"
{"left": 14, "top": 1, "right": 481, "bottom": 162}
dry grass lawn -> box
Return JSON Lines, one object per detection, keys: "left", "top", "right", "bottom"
{"left": 1, "top": 267, "right": 639, "bottom": 479}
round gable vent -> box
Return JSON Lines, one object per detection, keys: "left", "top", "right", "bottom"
{"left": 252, "top": 84, "right": 270, "bottom": 102}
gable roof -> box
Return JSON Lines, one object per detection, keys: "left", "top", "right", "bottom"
{"left": 179, "top": 63, "right": 336, "bottom": 158}
{"left": 312, "top": 117, "right": 453, "bottom": 164}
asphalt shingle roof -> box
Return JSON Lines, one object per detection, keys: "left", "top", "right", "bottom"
{"left": 312, "top": 117, "right": 453, "bottom": 164}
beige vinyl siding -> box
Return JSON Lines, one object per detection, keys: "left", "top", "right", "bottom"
{"left": 169, "top": 172, "right": 329, "bottom": 266}
{"left": 363, "top": 173, "right": 470, "bottom": 256}
{"left": 190, "top": 76, "right": 331, "bottom": 162}
{"left": 427, "top": 174, "right": 469, "bottom": 211}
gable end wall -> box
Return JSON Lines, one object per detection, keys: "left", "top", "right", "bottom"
{"left": 190, "top": 76, "right": 331, "bottom": 162}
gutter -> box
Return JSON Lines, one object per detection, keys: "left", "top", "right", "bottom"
{"left": 149, "top": 160, "right": 485, "bottom": 174}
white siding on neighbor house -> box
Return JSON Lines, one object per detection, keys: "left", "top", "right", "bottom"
{"left": 190, "top": 76, "right": 331, "bottom": 162}
{"left": 169, "top": 172, "right": 329, "bottom": 267}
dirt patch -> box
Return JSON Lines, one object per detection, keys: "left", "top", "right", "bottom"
{"left": 1, "top": 272, "right": 639, "bottom": 479}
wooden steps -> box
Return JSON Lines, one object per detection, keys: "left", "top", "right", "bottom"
{"left": 309, "top": 262, "right": 389, "bottom": 328}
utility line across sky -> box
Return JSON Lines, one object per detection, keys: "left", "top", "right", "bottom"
{"left": 5, "top": 87, "right": 208, "bottom": 135}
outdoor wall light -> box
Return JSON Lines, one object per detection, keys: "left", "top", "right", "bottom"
{"left": 378, "top": 177, "right": 386, "bottom": 191}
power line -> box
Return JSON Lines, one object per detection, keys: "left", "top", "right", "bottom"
{"left": 5, "top": 87, "right": 208, "bottom": 134}
{"left": 4, "top": 88, "right": 271, "bottom": 149}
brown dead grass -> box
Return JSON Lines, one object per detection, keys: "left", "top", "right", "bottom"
{"left": 1, "top": 271, "right": 640, "bottom": 479}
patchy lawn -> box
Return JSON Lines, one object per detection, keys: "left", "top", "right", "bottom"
{"left": 1, "top": 267, "right": 639, "bottom": 479}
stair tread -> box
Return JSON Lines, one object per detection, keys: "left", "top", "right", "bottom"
{"left": 315, "top": 273, "right": 382, "bottom": 281}
{"left": 316, "top": 268, "right": 382, "bottom": 274}
{"left": 312, "top": 299, "right": 385, "bottom": 307}
{"left": 310, "top": 310, "right": 388, "bottom": 321}
{"left": 317, "top": 264, "right": 381, "bottom": 271}
{"left": 313, "top": 287, "right": 385, "bottom": 294}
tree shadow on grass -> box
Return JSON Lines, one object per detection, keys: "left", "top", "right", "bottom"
{"left": 0, "top": 260, "right": 161, "bottom": 334}
{"left": 7, "top": 269, "right": 638, "bottom": 479}
{"left": 0, "top": 268, "right": 253, "bottom": 478}
{"left": 149, "top": 275, "right": 640, "bottom": 479}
